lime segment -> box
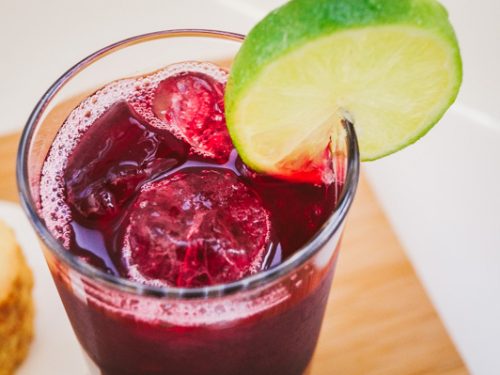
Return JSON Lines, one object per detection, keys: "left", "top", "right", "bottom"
{"left": 225, "top": 0, "right": 462, "bottom": 179}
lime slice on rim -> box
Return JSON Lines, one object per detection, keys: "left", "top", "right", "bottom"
{"left": 225, "top": 0, "right": 462, "bottom": 180}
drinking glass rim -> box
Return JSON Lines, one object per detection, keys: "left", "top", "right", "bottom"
{"left": 16, "top": 29, "right": 360, "bottom": 299}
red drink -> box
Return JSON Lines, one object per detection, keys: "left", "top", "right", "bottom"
{"left": 19, "top": 31, "right": 359, "bottom": 375}
{"left": 41, "top": 61, "right": 339, "bottom": 374}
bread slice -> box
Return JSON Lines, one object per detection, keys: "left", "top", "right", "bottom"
{"left": 0, "top": 220, "right": 34, "bottom": 375}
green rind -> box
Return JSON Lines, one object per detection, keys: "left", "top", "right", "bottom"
{"left": 225, "top": 0, "right": 462, "bottom": 164}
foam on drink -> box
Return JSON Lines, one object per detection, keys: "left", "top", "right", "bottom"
{"left": 40, "top": 62, "right": 229, "bottom": 248}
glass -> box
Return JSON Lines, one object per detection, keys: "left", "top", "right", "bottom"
{"left": 17, "top": 30, "right": 360, "bottom": 375}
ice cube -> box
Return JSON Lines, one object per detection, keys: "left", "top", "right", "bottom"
{"left": 122, "top": 169, "right": 271, "bottom": 287}
{"left": 151, "top": 69, "right": 232, "bottom": 162}
{"left": 64, "top": 102, "right": 188, "bottom": 220}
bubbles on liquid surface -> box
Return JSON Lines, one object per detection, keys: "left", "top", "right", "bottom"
{"left": 40, "top": 62, "right": 230, "bottom": 247}
{"left": 130, "top": 62, "right": 231, "bottom": 161}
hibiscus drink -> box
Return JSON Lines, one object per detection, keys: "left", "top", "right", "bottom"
{"left": 41, "top": 62, "right": 339, "bottom": 286}
{"left": 37, "top": 59, "right": 350, "bottom": 375}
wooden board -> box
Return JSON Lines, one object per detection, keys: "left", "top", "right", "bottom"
{"left": 0, "top": 132, "right": 467, "bottom": 374}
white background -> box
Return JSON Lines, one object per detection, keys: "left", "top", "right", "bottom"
{"left": 1, "top": 1, "right": 499, "bottom": 374}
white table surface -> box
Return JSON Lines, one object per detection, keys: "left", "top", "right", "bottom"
{"left": 1, "top": 1, "right": 499, "bottom": 374}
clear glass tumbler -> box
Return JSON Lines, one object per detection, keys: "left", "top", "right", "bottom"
{"left": 17, "top": 30, "right": 360, "bottom": 375}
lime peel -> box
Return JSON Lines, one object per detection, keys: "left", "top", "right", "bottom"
{"left": 225, "top": 0, "right": 462, "bottom": 179}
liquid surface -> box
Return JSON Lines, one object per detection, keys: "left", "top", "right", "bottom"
{"left": 40, "top": 62, "right": 339, "bottom": 287}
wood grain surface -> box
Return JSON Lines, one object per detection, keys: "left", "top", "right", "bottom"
{"left": 0, "top": 132, "right": 467, "bottom": 374}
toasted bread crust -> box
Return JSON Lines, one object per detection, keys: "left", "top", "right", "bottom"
{"left": 0, "top": 220, "right": 34, "bottom": 375}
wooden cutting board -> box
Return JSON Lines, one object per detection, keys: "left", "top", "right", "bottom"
{"left": 0, "top": 132, "right": 467, "bottom": 374}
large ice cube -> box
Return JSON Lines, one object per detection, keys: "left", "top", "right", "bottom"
{"left": 64, "top": 102, "right": 188, "bottom": 220}
{"left": 122, "top": 169, "right": 271, "bottom": 287}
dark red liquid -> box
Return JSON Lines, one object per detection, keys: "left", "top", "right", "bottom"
{"left": 43, "top": 64, "right": 343, "bottom": 375}
{"left": 63, "top": 102, "right": 337, "bottom": 287}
